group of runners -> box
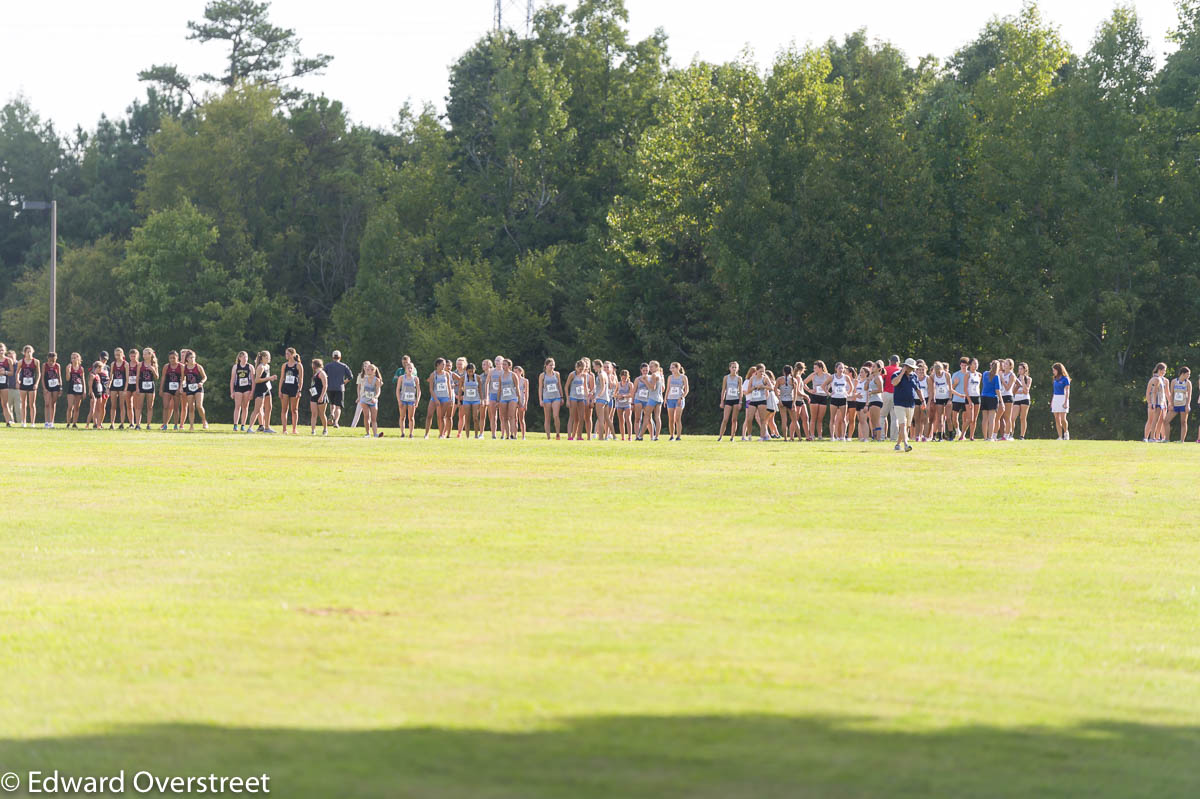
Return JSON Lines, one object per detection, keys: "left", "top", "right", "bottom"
{"left": 715, "top": 356, "right": 1074, "bottom": 443}
{"left": 1141, "top": 362, "right": 1200, "bottom": 442}
{"left": 0, "top": 344, "right": 694, "bottom": 441}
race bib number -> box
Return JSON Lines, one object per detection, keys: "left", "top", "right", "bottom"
{"left": 285, "top": 374, "right": 295, "bottom": 384}
{"left": 668, "top": 385, "right": 682, "bottom": 399}
{"left": 465, "top": 387, "right": 478, "bottom": 400}
{"left": 501, "top": 386, "right": 515, "bottom": 400}
{"left": 168, "top": 381, "right": 179, "bottom": 391}
{"left": 188, "top": 383, "right": 198, "bottom": 392}
{"left": 309, "top": 385, "right": 319, "bottom": 397}
{"left": 112, "top": 378, "right": 124, "bottom": 389}
{"left": 546, "top": 383, "right": 559, "bottom": 397}
{"left": 402, "top": 390, "right": 415, "bottom": 402}
{"left": 141, "top": 381, "right": 153, "bottom": 390}
{"left": 725, "top": 385, "right": 738, "bottom": 399}
{"left": 752, "top": 390, "right": 765, "bottom": 401}
{"left": 572, "top": 383, "right": 585, "bottom": 398}
{"left": 1175, "top": 390, "right": 1186, "bottom": 406}
{"left": 72, "top": 383, "right": 83, "bottom": 394}
{"left": 636, "top": 388, "right": 648, "bottom": 400}
{"left": 21, "top": 377, "right": 33, "bottom": 387}
{"left": 46, "top": 378, "right": 59, "bottom": 388}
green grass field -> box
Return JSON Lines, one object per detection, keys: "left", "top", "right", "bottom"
{"left": 1, "top": 430, "right": 1197, "bottom": 797}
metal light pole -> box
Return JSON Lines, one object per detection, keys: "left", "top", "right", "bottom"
{"left": 21, "top": 200, "right": 56, "bottom": 353}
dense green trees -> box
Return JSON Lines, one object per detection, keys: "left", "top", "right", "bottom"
{"left": 1, "top": 0, "right": 1198, "bottom": 436}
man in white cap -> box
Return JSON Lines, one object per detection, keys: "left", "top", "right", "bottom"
{"left": 890, "top": 357, "right": 921, "bottom": 452}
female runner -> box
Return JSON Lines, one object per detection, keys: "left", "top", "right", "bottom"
{"left": 89, "top": 361, "right": 107, "bottom": 428}
{"left": 396, "top": 364, "right": 420, "bottom": 438}
{"left": 592, "top": 360, "right": 612, "bottom": 440}
{"left": 65, "top": 352, "right": 86, "bottom": 428}
{"left": 182, "top": 350, "right": 208, "bottom": 430}
{"left": 358, "top": 362, "right": 382, "bottom": 438}
{"left": 1012, "top": 362, "right": 1032, "bottom": 440}
{"left": 485, "top": 358, "right": 504, "bottom": 437}
{"left": 792, "top": 362, "right": 812, "bottom": 440}
{"left": 123, "top": 343, "right": 140, "bottom": 425}
{"left": 515, "top": 365, "right": 529, "bottom": 439}
{"left": 41, "top": 352, "right": 62, "bottom": 428}
{"left": 632, "top": 363, "right": 650, "bottom": 441}
{"left": 744, "top": 364, "right": 771, "bottom": 441}
{"left": 230, "top": 352, "right": 253, "bottom": 431}
{"left": 854, "top": 365, "right": 871, "bottom": 441}
{"left": 776, "top": 365, "right": 797, "bottom": 441}
{"left": 0, "top": 350, "right": 11, "bottom": 427}
{"left": 965, "top": 358, "right": 982, "bottom": 440}
{"left": 827, "top": 363, "right": 851, "bottom": 441}
{"left": 804, "top": 361, "right": 831, "bottom": 440}
{"left": 159, "top": 351, "right": 183, "bottom": 430}
{"left": 640, "top": 360, "right": 664, "bottom": 441}
{"left": 247, "top": 351, "right": 276, "bottom": 433}
{"left": 495, "top": 358, "right": 518, "bottom": 439}
{"left": 615, "top": 369, "right": 633, "bottom": 440}
{"left": 459, "top": 363, "right": 482, "bottom": 438}
{"left": 1166, "top": 366, "right": 1190, "bottom": 442}
{"left": 427, "top": 358, "right": 455, "bottom": 438}
{"left": 930, "top": 361, "right": 951, "bottom": 441}
{"left": 664, "top": 362, "right": 689, "bottom": 441}
{"left": 1144, "top": 362, "right": 1168, "bottom": 442}
{"left": 278, "top": 348, "right": 304, "bottom": 434}
{"left": 844, "top": 366, "right": 862, "bottom": 442}
{"left": 107, "top": 348, "right": 130, "bottom": 428}
{"left": 539, "top": 358, "right": 563, "bottom": 439}
{"left": 566, "top": 360, "right": 590, "bottom": 440}
{"left": 1051, "top": 363, "right": 1071, "bottom": 440}
{"left": 998, "top": 359, "right": 1017, "bottom": 440}
{"left": 16, "top": 346, "right": 39, "bottom": 427}
{"left": 866, "top": 362, "right": 885, "bottom": 441}
{"left": 716, "top": 362, "right": 741, "bottom": 441}
{"left": 309, "top": 357, "right": 328, "bottom": 435}
{"left": 134, "top": 348, "right": 158, "bottom": 429}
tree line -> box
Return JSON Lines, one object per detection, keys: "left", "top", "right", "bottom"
{"left": 2, "top": 0, "right": 1199, "bottom": 436}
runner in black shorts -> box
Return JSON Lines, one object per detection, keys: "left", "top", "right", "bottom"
{"left": 231, "top": 352, "right": 253, "bottom": 431}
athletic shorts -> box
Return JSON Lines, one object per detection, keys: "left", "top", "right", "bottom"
{"left": 645, "top": 399, "right": 661, "bottom": 407}
{"left": 1002, "top": 395, "right": 1013, "bottom": 403}
{"left": 952, "top": 401, "right": 966, "bottom": 412}
{"left": 542, "top": 397, "right": 562, "bottom": 405}
{"left": 184, "top": 387, "right": 201, "bottom": 396}
{"left": 980, "top": 396, "right": 998, "bottom": 411}
{"left": 665, "top": 398, "right": 684, "bottom": 410}
{"left": 488, "top": 393, "right": 500, "bottom": 403}
{"left": 810, "top": 395, "right": 829, "bottom": 406}
{"left": 747, "top": 400, "right": 765, "bottom": 408}
{"left": 968, "top": 396, "right": 980, "bottom": 405}
{"left": 935, "top": 398, "right": 949, "bottom": 406}
{"left": 869, "top": 401, "right": 883, "bottom": 409}
{"left": 400, "top": 399, "right": 415, "bottom": 407}
{"left": 597, "top": 398, "right": 612, "bottom": 407}
{"left": 1013, "top": 399, "right": 1030, "bottom": 407}
{"left": 850, "top": 400, "right": 865, "bottom": 411}
{"left": 500, "top": 398, "right": 516, "bottom": 405}
{"left": 139, "top": 385, "right": 155, "bottom": 395}
{"left": 233, "top": 385, "right": 251, "bottom": 394}
{"left": 779, "top": 399, "right": 795, "bottom": 409}
{"left": 280, "top": 386, "right": 298, "bottom": 398}
{"left": 1173, "top": 405, "right": 1186, "bottom": 413}
{"left": 463, "top": 399, "right": 480, "bottom": 406}
{"left": 326, "top": 389, "right": 344, "bottom": 407}
{"left": 829, "top": 397, "right": 847, "bottom": 407}
{"left": 45, "top": 385, "right": 60, "bottom": 394}
{"left": 723, "top": 398, "right": 739, "bottom": 406}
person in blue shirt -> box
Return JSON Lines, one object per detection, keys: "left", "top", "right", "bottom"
{"left": 979, "top": 359, "right": 1007, "bottom": 441}
{"left": 890, "top": 357, "right": 922, "bottom": 452}
{"left": 1051, "top": 362, "right": 1071, "bottom": 440}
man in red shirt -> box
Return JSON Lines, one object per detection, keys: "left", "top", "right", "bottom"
{"left": 881, "top": 355, "right": 901, "bottom": 440}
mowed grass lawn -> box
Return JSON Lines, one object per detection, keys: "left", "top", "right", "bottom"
{"left": 1, "top": 429, "right": 1198, "bottom": 798}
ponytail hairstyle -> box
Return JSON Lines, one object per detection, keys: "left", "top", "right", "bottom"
{"left": 782, "top": 364, "right": 792, "bottom": 377}
{"left": 255, "top": 350, "right": 270, "bottom": 366}
{"left": 1154, "top": 361, "right": 1167, "bottom": 375}
{"left": 285, "top": 347, "right": 297, "bottom": 362}
{"left": 311, "top": 358, "right": 324, "bottom": 372}
{"left": 814, "top": 360, "right": 826, "bottom": 373}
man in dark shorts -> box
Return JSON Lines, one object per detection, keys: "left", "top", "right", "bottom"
{"left": 323, "top": 350, "right": 353, "bottom": 428}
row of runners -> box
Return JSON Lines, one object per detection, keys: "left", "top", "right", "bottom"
{"left": 715, "top": 357, "right": 1073, "bottom": 443}
{"left": 0, "top": 345, "right": 692, "bottom": 440}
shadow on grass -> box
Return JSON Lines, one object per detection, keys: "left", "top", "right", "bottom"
{"left": 1, "top": 714, "right": 1197, "bottom": 798}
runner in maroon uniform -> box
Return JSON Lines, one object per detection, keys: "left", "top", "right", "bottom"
{"left": 17, "top": 346, "right": 40, "bottom": 427}
{"left": 134, "top": 348, "right": 158, "bottom": 430}
{"left": 108, "top": 348, "right": 130, "bottom": 429}
{"left": 159, "top": 351, "right": 184, "bottom": 430}
{"left": 65, "top": 352, "right": 86, "bottom": 428}
{"left": 42, "top": 352, "right": 62, "bottom": 428}
{"left": 181, "top": 351, "right": 208, "bottom": 431}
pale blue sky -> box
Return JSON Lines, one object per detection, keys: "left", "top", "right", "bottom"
{"left": 0, "top": 0, "right": 1182, "bottom": 134}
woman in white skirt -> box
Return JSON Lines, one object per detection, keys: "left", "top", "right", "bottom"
{"left": 1051, "top": 363, "right": 1071, "bottom": 440}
